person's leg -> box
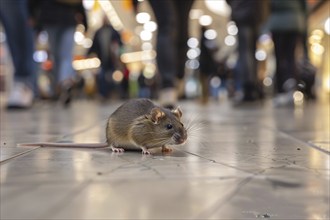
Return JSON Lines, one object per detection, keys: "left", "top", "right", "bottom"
{"left": 149, "top": 0, "right": 180, "bottom": 107}
{"left": 272, "top": 31, "right": 297, "bottom": 93}
{"left": 0, "top": 0, "right": 35, "bottom": 108}
{"left": 57, "top": 26, "right": 76, "bottom": 84}
{"left": 45, "top": 26, "right": 61, "bottom": 96}
{"left": 272, "top": 31, "right": 299, "bottom": 106}
{"left": 149, "top": 0, "right": 176, "bottom": 89}
{"left": 174, "top": 0, "right": 194, "bottom": 80}
{"left": 234, "top": 25, "right": 258, "bottom": 102}
{"left": 97, "top": 68, "right": 111, "bottom": 99}
{"left": 0, "top": 0, "right": 35, "bottom": 86}
{"left": 46, "top": 26, "right": 75, "bottom": 105}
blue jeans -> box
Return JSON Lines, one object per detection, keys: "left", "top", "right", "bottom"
{"left": 46, "top": 26, "right": 75, "bottom": 84}
{"left": 0, "top": 0, "right": 35, "bottom": 87}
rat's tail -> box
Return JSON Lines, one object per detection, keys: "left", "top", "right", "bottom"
{"left": 18, "top": 142, "right": 109, "bottom": 148}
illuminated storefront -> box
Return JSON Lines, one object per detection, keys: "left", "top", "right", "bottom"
{"left": 308, "top": 0, "right": 330, "bottom": 96}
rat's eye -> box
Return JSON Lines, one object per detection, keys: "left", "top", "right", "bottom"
{"left": 166, "top": 124, "right": 173, "bottom": 129}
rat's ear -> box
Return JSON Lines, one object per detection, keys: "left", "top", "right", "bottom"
{"left": 171, "top": 107, "right": 182, "bottom": 118}
{"left": 146, "top": 107, "right": 165, "bottom": 124}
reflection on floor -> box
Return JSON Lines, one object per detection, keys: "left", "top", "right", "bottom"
{"left": 1, "top": 99, "right": 329, "bottom": 219}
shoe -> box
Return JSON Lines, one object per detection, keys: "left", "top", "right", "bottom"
{"left": 59, "top": 83, "right": 73, "bottom": 107}
{"left": 6, "top": 82, "right": 33, "bottom": 109}
{"left": 273, "top": 91, "right": 294, "bottom": 107}
{"left": 159, "top": 87, "right": 177, "bottom": 109}
{"left": 243, "top": 82, "right": 264, "bottom": 101}
{"left": 231, "top": 90, "right": 244, "bottom": 105}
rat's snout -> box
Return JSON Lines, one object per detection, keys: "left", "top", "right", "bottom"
{"left": 173, "top": 129, "right": 187, "bottom": 144}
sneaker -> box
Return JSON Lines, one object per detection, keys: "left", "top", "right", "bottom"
{"left": 273, "top": 91, "right": 294, "bottom": 107}
{"left": 7, "top": 82, "right": 33, "bottom": 109}
{"left": 59, "top": 84, "right": 73, "bottom": 107}
{"left": 159, "top": 87, "right": 177, "bottom": 109}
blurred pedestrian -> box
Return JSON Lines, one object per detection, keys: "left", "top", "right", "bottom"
{"left": 87, "top": 16, "right": 123, "bottom": 99}
{"left": 268, "top": 0, "right": 307, "bottom": 106}
{"left": 226, "top": 0, "right": 263, "bottom": 104}
{"left": 0, "top": 0, "right": 35, "bottom": 109}
{"left": 199, "top": 26, "right": 218, "bottom": 104}
{"left": 148, "top": 0, "right": 194, "bottom": 108}
{"left": 30, "top": 0, "right": 88, "bottom": 106}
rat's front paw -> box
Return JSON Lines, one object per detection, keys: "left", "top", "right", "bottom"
{"left": 162, "top": 146, "right": 172, "bottom": 153}
{"left": 111, "top": 146, "right": 125, "bottom": 153}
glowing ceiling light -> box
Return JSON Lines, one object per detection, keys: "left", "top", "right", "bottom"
{"left": 33, "top": 50, "right": 48, "bottom": 63}
{"left": 185, "top": 60, "right": 199, "bottom": 69}
{"left": 74, "top": 31, "right": 84, "bottom": 44}
{"left": 227, "top": 22, "right": 238, "bottom": 35}
{"left": 136, "top": 12, "right": 151, "bottom": 24}
{"left": 140, "top": 30, "right": 152, "bottom": 41}
{"left": 98, "top": 0, "right": 124, "bottom": 31}
{"left": 73, "top": 58, "right": 101, "bottom": 71}
{"left": 255, "top": 49, "right": 267, "bottom": 61}
{"left": 324, "top": 17, "right": 330, "bottom": 35}
{"left": 199, "top": 15, "right": 212, "bottom": 26}
{"left": 112, "top": 70, "right": 124, "bottom": 83}
{"left": 205, "top": 0, "right": 231, "bottom": 17}
{"left": 224, "top": 35, "right": 236, "bottom": 46}
{"left": 83, "top": 38, "right": 93, "bottom": 48}
{"left": 142, "top": 42, "right": 153, "bottom": 51}
{"left": 187, "top": 38, "right": 199, "bottom": 48}
{"left": 144, "top": 21, "right": 157, "bottom": 32}
{"left": 83, "top": 0, "right": 94, "bottom": 10}
{"left": 293, "top": 91, "right": 304, "bottom": 106}
{"left": 204, "top": 29, "right": 217, "bottom": 40}
{"left": 311, "top": 29, "right": 324, "bottom": 38}
{"left": 311, "top": 44, "right": 325, "bottom": 55}
{"left": 120, "top": 50, "right": 156, "bottom": 63}
{"left": 210, "top": 76, "right": 221, "bottom": 88}
{"left": 263, "top": 77, "right": 272, "bottom": 87}
{"left": 187, "top": 48, "right": 200, "bottom": 59}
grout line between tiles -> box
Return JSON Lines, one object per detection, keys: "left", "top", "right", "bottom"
{"left": 178, "top": 149, "right": 254, "bottom": 175}
{"left": 263, "top": 125, "right": 330, "bottom": 155}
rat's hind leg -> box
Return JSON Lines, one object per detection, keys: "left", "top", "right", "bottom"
{"left": 110, "top": 144, "right": 125, "bottom": 153}
{"left": 140, "top": 146, "right": 151, "bottom": 155}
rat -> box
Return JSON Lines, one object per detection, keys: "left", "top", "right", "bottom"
{"left": 19, "top": 99, "right": 187, "bottom": 154}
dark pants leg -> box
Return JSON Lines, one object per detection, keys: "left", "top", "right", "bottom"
{"left": 272, "top": 31, "right": 299, "bottom": 93}
{"left": 149, "top": 0, "right": 176, "bottom": 88}
{"left": 97, "top": 68, "right": 113, "bottom": 98}
{"left": 174, "top": 0, "right": 194, "bottom": 79}
{"left": 236, "top": 25, "right": 258, "bottom": 100}
{"left": 237, "top": 25, "right": 257, "bottom": 87}
{"left": 149, "top": 0, "right": 194, "bottom": 88}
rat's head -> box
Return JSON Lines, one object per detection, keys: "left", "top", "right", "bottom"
{"left": 145, "top": 107, "right": 187, "bottom": 146}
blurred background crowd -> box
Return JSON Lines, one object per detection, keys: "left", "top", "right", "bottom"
{"left": 0, "top": 0, "right": 329, "bottom": 109}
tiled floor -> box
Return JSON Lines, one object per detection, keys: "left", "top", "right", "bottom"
{"left": 1, "top": 99, "right": 329, "bottom": 219}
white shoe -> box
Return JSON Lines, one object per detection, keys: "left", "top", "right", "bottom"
{"left": 273, "top": 91, "right": 294, "bottom": 107}
{"left": 7, "top": 82, "right": 33, "bottom": 109}
{"left": 159, "top": 87, "right": 177, "bottom": 108}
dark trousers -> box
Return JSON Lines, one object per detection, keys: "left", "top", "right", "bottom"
{"left": 272, "top": 31, "right": 299, "bottom": 93}
{"left": 236, "top": 25, "right": 258, "bottom": 90}
{"left": 149, "top": 0, "right": 194, "bottom": 88}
